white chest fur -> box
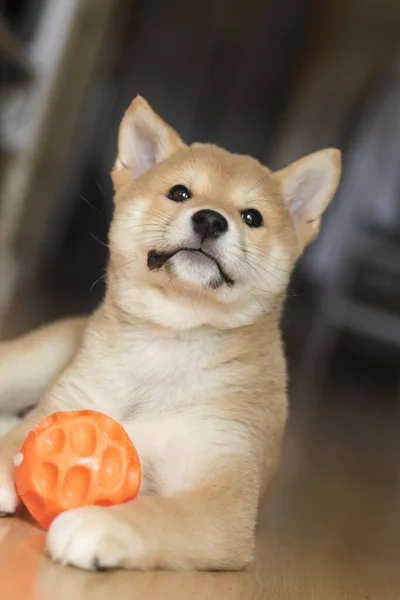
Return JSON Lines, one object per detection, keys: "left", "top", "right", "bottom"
{"left": 70, "top": 326, "right": 248, "bottom": 495}
{"left": 90, "top": 328, "right": 222, "bottom": 416}
{"left": 126, "top": 414, "right": 249, "bottom": 496}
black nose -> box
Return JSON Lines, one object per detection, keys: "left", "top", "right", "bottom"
{"left": 191, "top": 209, "right": 228, "bottom": 240}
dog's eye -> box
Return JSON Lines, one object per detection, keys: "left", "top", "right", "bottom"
{"left": 241, "top": 208, "right": 263, "bottom": 228}
{"left": 167, "top": 184, "right": 191, "bottom": 202}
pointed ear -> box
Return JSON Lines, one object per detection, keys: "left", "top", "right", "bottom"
{"left": 111, "top": 96, "right": 185, "bottom": 190}
{"left": 276, "top": 149, "right": 341, "bottom": 247}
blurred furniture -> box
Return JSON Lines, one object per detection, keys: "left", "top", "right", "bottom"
{"left": 272, "top": 0, "right": 400, "bottom": 169}
{"left": 0, "top": 0, "right": 119, "bottom": 338}
{"left": 269, "top": 0, "right": 400, "bottom": 410}
{"left": 293, "top": 56, "right": 400, "bottom": 408}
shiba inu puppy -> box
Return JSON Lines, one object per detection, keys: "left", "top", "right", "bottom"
{"left": 0, "top": 97, "right": 341, "bottom": 571}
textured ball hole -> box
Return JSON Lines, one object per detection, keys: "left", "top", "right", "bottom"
{"left": 70, "top": 421, "right": 97, "bottom": 457}
{"left": 38, "top": 428, "right": 65, "bottom": 456}
{"left": 33, "top": 462, "right": 59, "bottom": 497}
{"left": 100, "top": 446, "right": 123, "bottom": 490}
{"left": 102, "top": 418, "right": 122, "bottom": 443}
{"left": 61, "top": 466, "right": 91, "bottom": 509}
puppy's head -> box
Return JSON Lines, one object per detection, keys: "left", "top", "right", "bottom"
{"left": 108, "top": 97, "right": 341, "bottom": 329}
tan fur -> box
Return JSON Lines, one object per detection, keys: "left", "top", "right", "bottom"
{"left": 0, "top": 97, "right": 341, "bottom": 571}
{"left": 0, "top": 317, "right": 86, "bottom": 415}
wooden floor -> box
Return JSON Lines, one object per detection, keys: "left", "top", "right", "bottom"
{"left": 1, "top": 389, "right": 400, "bottom": 599}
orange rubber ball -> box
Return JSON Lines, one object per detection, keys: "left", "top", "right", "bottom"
{"left": 14, "top": 410, "right": 141, "bottom": 530}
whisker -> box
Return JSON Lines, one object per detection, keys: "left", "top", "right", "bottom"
{"left": 247, "top": 172, "right": 272, "bottom": 194}
{"left": 113, "top": 255, "right": 140, "bottom": 274}
{"left": 242, "top": 256, "right": 288, "bottom": 291}
{"left": 113, "top": 208, "right": 171, "bottom": 225}
{"left": 77, "top": 193, "right": 107, "bottom": 218}
{"left": 90, "top": 233, "right": 109, "bottom": 249}
{"left": 95, "top": 179, "right": 110, "bottom": 202}
{"left": 90, "top": 271, "right": 107, "bottom": 292}
{"left": 245, "top": 248, "right": 291, "bottom": 275}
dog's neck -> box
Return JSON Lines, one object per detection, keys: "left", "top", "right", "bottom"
{"left": 103, "top": 273, "right": 283, "bottom": 332}
{"left": 86, "top": 291, "right": 284, "bottom": 366}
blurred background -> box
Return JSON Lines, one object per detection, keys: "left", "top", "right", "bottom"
{"left": 2, "top": 0, "right": 400, "bottom": 443}
{"left": 5, "top": 2, "right": 400, "bottom": 587}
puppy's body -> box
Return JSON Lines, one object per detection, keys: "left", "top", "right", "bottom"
{"left": 48, "top": 301, "right": 287, "bottom": 498}
{"left": 0, "top": 98, "right": 341, "bottom": 571}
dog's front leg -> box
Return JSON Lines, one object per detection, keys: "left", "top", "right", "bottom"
{"left": 0, "top": 406, "right": 48, "bottom": 514}
{"left": 0, "top": 317, "right": 86, "bottom": 415}
{"left": 0, "top": 385, "right": 82, "bottom": 514}
{"left": 46, "top": 465, "right": 259, "bottom": 572}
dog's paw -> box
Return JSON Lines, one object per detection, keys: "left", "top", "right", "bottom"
{"left": 0, "top": 479, "right": 18, "bottom": 515}
{"left": 46, "top": 507, "right": 143, "bottom": 571}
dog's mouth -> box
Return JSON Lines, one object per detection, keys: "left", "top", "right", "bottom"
{"left": 147, "top": 248, "right": 234, "bottom": 287}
